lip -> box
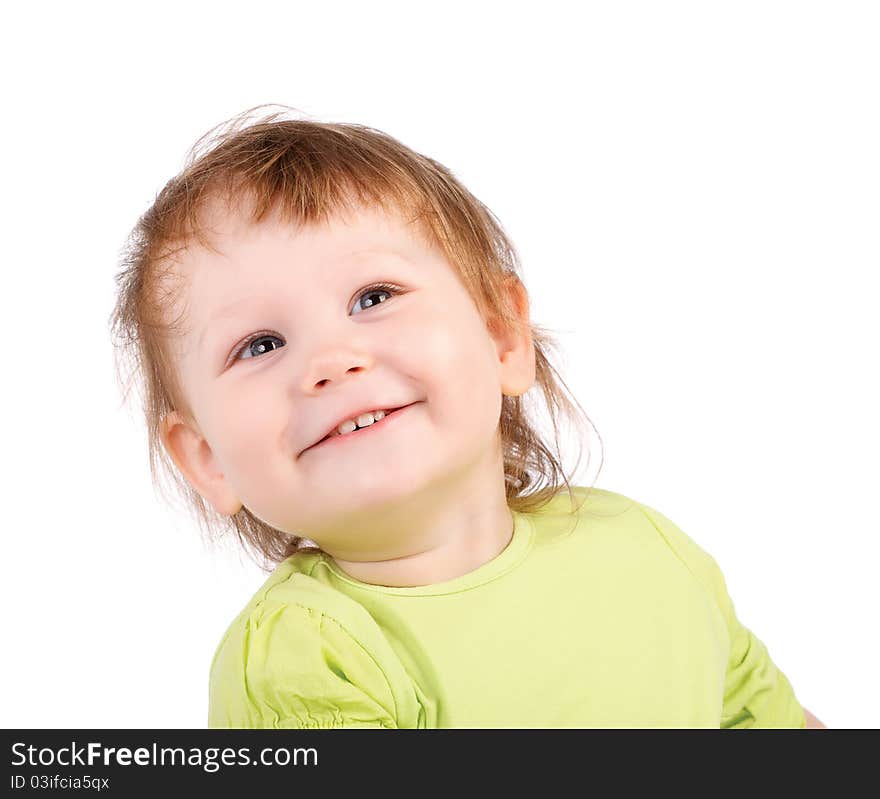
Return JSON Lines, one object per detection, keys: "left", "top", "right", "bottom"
{"left": 301, "top": 402, "right": 419, "bottom": 456}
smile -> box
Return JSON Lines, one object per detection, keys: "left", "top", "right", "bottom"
{"left": 302, "top": 402, "right": 418, "bottom": 455}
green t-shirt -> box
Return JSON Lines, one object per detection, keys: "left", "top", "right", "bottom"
{"left": 208, "top": 486, "right": 806, "bottom": 728}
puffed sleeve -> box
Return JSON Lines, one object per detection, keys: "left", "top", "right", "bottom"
{"left": 208, "top": 599, "right": 399, "bottom": 729}
{"left": 637, "top": 501, "right": 807, "bottom": 729}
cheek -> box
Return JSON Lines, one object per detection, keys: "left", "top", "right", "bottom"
{"left": 206, "top": 387, "right": 284, "bottom": 464}
{"left": 407, "top": 306, "right": 496, "bottom": 381}
{"left": 408, "top": 310, "right": 503, "bottom": 430}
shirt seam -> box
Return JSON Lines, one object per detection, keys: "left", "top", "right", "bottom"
{"left": 637, "top": 503, "right": 729, "bottom": 627}
{"left": 634, "top": 502, "right": 733, "bottom": 698}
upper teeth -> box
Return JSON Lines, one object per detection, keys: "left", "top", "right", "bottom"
{"left": 328, "top": 409, "right": 388, "bottom": 438}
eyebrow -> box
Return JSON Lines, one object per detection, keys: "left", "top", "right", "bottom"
{"left": 198, "top": 298, "right": 270, "bottom": 351}
{"left": 196, "top": 249, "right": 411, "bottom": 351}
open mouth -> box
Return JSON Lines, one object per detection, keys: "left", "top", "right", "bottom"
{"left": 305, "top": 403, "right": 416, "bottom": 454}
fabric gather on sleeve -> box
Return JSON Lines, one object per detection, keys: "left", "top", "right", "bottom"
{"left": 209, "top": 599, "right": 399, "bottom": 729}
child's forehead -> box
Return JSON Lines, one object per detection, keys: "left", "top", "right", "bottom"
{"left": 182, "top": 195, "right": 436, "bottom": 272}
{"left": 172, "top": 196, "right": 447, "bottom": 308}
{"left": 199, "top": 190, "right": 420, "bottom": 242}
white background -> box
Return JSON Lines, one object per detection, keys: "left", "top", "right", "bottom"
{"left": 2, "top": 1, "right": 876, "bottom": 729}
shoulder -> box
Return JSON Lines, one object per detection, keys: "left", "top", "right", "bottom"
{"left": 534, "top": 484, "right": 707, "bottom": 560}
{"left": 559, "top": 486, "right": 729, "bottom": 611}
{"left": 625, "top": 495, "right": 729, "bottom": 604}
{"left": 619, "top": 495, "right": 755, "bottom": 664}
{"left": 208, "top": 557, "right": 419, "bottom": 729}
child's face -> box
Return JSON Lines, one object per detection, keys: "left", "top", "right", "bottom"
{"left": 161, "top": 200, "right": 533, "bottom": 560}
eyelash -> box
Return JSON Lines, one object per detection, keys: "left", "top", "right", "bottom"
{"left": 229, "top": 282, "right": 403, "bottom": 364}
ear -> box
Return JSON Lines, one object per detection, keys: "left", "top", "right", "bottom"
{"left": 159, "top": 411, "right": 243, "bottom": 516}
{"left": 488, "top": 276, "right": 536, "bottom": 398}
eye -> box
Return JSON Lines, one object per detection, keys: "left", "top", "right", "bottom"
{"left": 229, "top": 282, "right": 402, "bottom": 363}
{"left": 233, "top": 332, "right": 284, "bottom": 362}
{"left": 351, "top": 281, "right": 400, "bottom": 315}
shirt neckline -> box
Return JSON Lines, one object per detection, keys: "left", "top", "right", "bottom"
{"left": 316, "top": 510, "right": 535, "bottom": 596}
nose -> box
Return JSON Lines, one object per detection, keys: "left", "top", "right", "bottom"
{"left": 301, "top": 348, "right": 374, "bottom": 393}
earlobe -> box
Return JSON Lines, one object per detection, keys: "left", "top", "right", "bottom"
{"left": 159, "top": 412, "right": 243, "bottom": 516}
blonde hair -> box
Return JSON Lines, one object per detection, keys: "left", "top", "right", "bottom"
{"left": 109, "top": 105, "right": 603, "bottom": 572}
